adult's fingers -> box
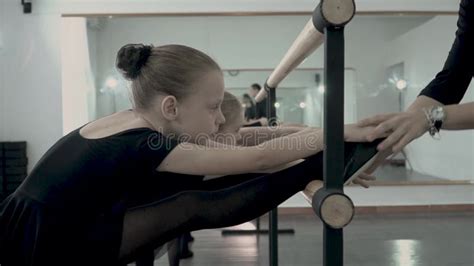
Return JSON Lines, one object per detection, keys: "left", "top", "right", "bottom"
{"left": 377, "top": 126, "right": 408, "bottom": 151}
{"left": 352, "top": 178, "right": 370, "bottom": 188}
{"left": 392, "top": 133, "right": 416, "bottom": 153}
{"left": 367, "top": 116, "right": 404, "bottom": 141}
{"left": 358, "top": 113, "right": 398, "bottom": 127}
{"left": 358, "top": 172, "right": 376, "bottom": 181}
{"left": 363, "top": 148, "right": 393, "bottom": 174}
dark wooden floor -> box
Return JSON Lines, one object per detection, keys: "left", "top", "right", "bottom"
{"left": 146, "top": 212, "right": 474, "bottom": 266}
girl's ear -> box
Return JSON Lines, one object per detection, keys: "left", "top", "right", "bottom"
{"left": 161, "top": 95, "right": 179, "bottom": 120}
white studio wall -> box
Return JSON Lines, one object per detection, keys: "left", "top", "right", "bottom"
{"left": 0, "top": 5, "right": 5, "bottom": 141}
{"left": 61, "top": 17, "right": 96, "bottom": 135}
{"left": 1, "top": 0, "right": 63, "bottom": 172}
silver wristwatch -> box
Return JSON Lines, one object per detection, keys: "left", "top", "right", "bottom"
{"left": 424, "top": 106, "right": 446, "bottom": 138}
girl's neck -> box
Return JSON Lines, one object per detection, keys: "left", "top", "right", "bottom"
{"left": 133, "top": 109, "right": 171, "bottom": 136}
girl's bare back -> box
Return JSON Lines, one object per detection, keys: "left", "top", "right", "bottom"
{"left": 79, "top": 110, "right": 151, "bottom": 140}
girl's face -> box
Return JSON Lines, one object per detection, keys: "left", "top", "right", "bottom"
{"left": 215, "top": 109, "right": 244, "bottom": 146}
{"left": 173, "top": 70, "right": 226, "bottom": 143}
{"left": 242, "top": 98, "right": 251, "bottom": 107}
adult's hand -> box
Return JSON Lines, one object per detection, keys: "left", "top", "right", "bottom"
{"left": 358, "top": 110, "right": 430, "bottom": 153}
{"left": 351, "top": 147, "right": 393, "bottom": 188}
{"left": 352, "top": 173, "right": 376, "bottom": 188}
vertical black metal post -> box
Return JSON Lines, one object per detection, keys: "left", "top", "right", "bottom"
{"left": 266, "top": 85, "right": 279, "bottom": 266}
{"left": 269, "top": 209, "right": 278, "bottom": 266}
{"left": 1, "top": 143, "right": 5, "bottom": 198}
{"left": 323, "top": 26, "right": 345, "bottom": 266}
{"left": 267, "top": 86, "right": 277, "bottom": 127}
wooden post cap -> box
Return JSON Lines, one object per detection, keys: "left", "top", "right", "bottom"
{"left": 303, "top": 182, "right": 355, "bottom": 229}
{"left": 319, "top": 193, "right": 354, "bottom": 229}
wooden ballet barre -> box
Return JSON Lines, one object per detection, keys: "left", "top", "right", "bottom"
{"left": 302, "top": 180, "right": 323, "bottom": 204}
{"left": 255, "top": 0, "right": 355, "bottom": 103}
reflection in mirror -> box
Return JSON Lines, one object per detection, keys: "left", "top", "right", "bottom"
{"left": 223, "top": 69, "right": 356, "bottom": 127}
{"left": 60, "top": 13, "right": 472, "bottom": 185}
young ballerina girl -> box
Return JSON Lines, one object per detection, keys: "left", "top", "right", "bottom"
{"left": 0, "top": 44, "right": 382, "bottom": 265}
{"left": 137, "top": 91, "right": 305, "bottom": 266}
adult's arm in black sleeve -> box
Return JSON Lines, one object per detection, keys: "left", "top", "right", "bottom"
{"left": 419, "top": 0, "right": 474, "bottom": 105}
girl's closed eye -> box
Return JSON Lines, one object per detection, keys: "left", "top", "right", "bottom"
{"left": 210, "top": 103, "right": 221, "bottom": 111}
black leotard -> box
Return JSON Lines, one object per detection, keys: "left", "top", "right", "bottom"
{"left": 0, "top": 126, "right": 178, "bottom": 265}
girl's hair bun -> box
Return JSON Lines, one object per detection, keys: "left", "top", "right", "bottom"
{"left": 116, "top": 43, "right": 153, "bottom": 80}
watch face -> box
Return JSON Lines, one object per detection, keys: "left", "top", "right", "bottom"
{"left": 432, "top": 107, "right": 445, "bottom": 120}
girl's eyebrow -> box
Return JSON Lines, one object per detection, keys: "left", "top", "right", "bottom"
{"left": 208, "top": 99, "right": 221, "bottom": 106}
